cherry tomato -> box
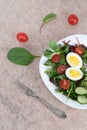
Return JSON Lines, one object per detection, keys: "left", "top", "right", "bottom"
{"left": 57, "top": 65, "right": 67, "bottom": 74}
{"left": 68, "top": 14, "right": 78, "bottom": 25}
{"left": 75, "top": 47, "right": 84, "bottom": 55}
{"left": 51, "top": 54, "right": 61, "bottom": 63}
{"left": 16, "top": 32, "right": 28, "bottom": 42}
{"left": 59, "top": 79, "right": 70, "bottom": 90}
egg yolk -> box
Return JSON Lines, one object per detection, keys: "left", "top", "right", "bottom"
{"left": 69, "top": 69, "right": 81, "bottom": 78}
{"left": 68, "top": 55, "right": 80, "bottom": 67}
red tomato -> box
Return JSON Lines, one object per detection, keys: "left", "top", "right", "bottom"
{"left": 51, "top": 54, "right": 61, "bottom": 63}
{"left": 57, "top": 65, "right": 67, "bottom": 74}
{"left": 59, "top": 79, "right": 70, "bottom": 90}
{"left": 16, "top": 32, "right": 28, "bottom": 42}
{"left": 75, "top": 47, "right": 84, "bottom": 55}
{"left": 68, "top": 14, "right": 78, "bottom": 25}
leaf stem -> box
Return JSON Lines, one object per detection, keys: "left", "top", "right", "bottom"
{"left": 34, "top": 55, "right": 41, "bottom": 58}
{"left": 66, "top": 82, "right": 74, "bottom": 102}
{"left": 39, "top": 24, "right": 45, "bottom": 34}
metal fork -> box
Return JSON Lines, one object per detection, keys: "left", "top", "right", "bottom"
{"left": 15, "top": 80, "right": 67, "bottom": 119}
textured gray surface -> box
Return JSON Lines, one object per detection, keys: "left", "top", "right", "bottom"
{"left": 0, "top": 0, "right": 87, "bottom": 130}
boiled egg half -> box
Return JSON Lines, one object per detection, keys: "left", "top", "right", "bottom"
{"left": 65, "top": 67, "right": 83, "bottom": 81}
{"left": 66, "top": 52, "right": 83, "bottom": 68}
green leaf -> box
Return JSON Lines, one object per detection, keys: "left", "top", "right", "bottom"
{"left": 43, "top": 13, "right": 57, "bottom": 24}
{"left": 39, "top": 13, "right": 57, "bottom": 33}
{"left": 7, "top": 47, "right": 39, "bottom": 66}
{"left": 45, "top": 68, "right": 58, "bottom": 78}
{"left": 59, "top": 53, "right": 66, "bottom": 65}
{"left": 63, "top": 44, "right": 69, "bottom": 54}
{"left": 49, "top": 40, "right": 57, "bottom": 50}
{"left": 55, "top": 44, "right": 62, "bottom": 52}
{"left": 44, "top": 59, "right": 52, "bottom": 66}
{"left": 49, "top": 41, "right": 62, "bottom": 53}
{"left": 82, "top": 50, "right": 87, "bottom": 63}
{"left": 44, "top": 49, "right": 53, "bottom": 59}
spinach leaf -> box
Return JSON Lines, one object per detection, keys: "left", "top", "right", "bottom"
{"left": 39, "top": 13, "right": 57, "bottom": 33}
{"left": 7, "top": 47, "right": 39, "bottom": 66}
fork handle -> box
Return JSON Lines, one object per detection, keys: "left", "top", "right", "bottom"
{"left": 33, "top": 95, "right": 67, "bottom": 119}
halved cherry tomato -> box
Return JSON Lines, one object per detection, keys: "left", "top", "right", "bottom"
{"left": 57, "top": 65, "right": 67, "bottom": 74}
{"left": 75, "top": 47, "right": 84, "bottom": 56}
{"left": 59, "top": 79, "right": 70, "bottom": 90}
{"left": 16, "top": 32, "right": 28, "bottom": 42}
{"left": 68, "top": 14, "right": 78, "bottom": 25}
{"left": 51, "top": 54, "right": 61, "bottom": 63}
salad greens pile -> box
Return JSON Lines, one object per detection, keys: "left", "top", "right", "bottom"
{"left": 43, "top": 40, "right": 87, "bottom": 104}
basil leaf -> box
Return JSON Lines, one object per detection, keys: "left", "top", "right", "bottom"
{"left": 43, "top": 13, "right": 57, "bottom": 24}
{"left": 7, "top": 47, "right": 38, "bottom": 66}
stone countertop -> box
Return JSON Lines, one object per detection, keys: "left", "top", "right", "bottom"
{"left": 0, "top": 0, "right": 87, "bottom": 130}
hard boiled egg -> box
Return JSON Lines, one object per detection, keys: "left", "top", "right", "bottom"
{"left": 66, "top": 52, "right": 83, "bottom": 68}
{"left": 65, "top": 67, "right": 83, "bottom": 81}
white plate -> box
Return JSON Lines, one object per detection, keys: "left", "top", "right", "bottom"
{"left": 39, "top": 34, "right": 87, "bottom": 109}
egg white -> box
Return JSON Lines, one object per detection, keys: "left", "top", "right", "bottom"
{"left": 65, "top": 67, "right": 83, "bottom": 81}
{"left": 66, "top": 52, "right": 83, "bottom": 68}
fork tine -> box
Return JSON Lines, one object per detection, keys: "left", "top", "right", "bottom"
{"left": 15, "top": 80, "right": 35, "bottom": 94}
{"left": 15, "top": 80, "right": 29, "bottom": 93}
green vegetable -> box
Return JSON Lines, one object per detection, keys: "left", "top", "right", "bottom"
{"left": 44, "top": 59, "right": 53, "bottom": 66}
{"left": 44, "top": 49, "right": 54, "bottom": 59}
{"left": 75, "top": 87, "right": 87, "bottom": 95}
{"left": 43, "top": 39, "right": 87, "bottom": 104}
{"left": 49, "top": 40, "right": 61, "bottom": 52}
{"left": 39, "top": 13, "right": 57, "bottom": 33}
{"left": 82, "top": 50, "right": 87, "bottom": 63}
{"left": 77, "top": 96, "right": 87, "bottom": 104}
{"left": 43, "top": 13, "right": 57, "bottom": 24}
{"left": 66, "top": 81, "right": 74, "bottom": 100}
{"left": 7, "top": 47, "right": 40, "bottom": 66}
{"left": 44, "top": 40, "right": 69, "bottom": 55}
{"left": 62, "top": 44, "right": 69, "bottom": 54}
{"left": 45, "top": 68, "right": 58, "bottom": 78}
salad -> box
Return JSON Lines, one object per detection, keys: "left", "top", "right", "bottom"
{"left": 43, "top": 38, "right": 87, "bottom": 104}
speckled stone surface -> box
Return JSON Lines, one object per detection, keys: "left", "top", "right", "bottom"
{"left": 0, "top": 0, "right": 87, "bottom": 130}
